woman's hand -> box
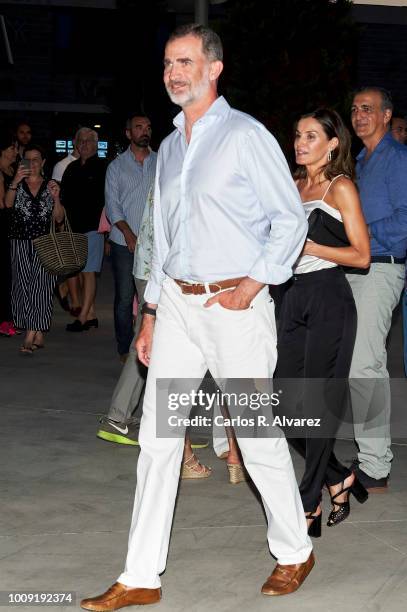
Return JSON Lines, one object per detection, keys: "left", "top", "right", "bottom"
{"left": 49, "top": 180, "right": 65, "bottom": 223}
{"left": 11, "top": 164, "right": 30, "bottom": 187}
{"left": 4, "top": 165, "right": 27, "bottom": 207}
{"left": 302, "top": 240, "right": 320, "bottom": 256}
{"left": 47, "top": 180, "right": 60, "bottom": 201}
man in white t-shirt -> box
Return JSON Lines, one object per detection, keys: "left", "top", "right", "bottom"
{"left": 52, "top": 138, "right": 79, "bottom": 182}
{"left": 52, "top": 136, "right": 80, "bottom": 313}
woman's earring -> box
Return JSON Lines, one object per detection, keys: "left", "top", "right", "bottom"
{"left": 327, "top": 149, "right": 332, "bottom": 162}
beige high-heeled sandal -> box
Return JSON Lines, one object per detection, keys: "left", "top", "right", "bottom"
{"left": 181, "top": 454, "right": 212, "bottom": 480}
{"left": 227, "top": 463, "right": 249, "bottom": 484}
{"left": 218, "top": 451, "right": 228, "bottom": 460}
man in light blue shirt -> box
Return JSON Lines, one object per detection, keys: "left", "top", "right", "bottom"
{"left": 105, "top": 114, "right": 157, "bottom": 359}
{"left": 348, "top": 87, "right": 407, "bottom": 492}
{"left": 81, "top": 24, "right": 313, "bottom": 612}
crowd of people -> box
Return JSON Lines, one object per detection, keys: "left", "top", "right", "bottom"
{"left": 1, "top": 21, "right": 407, "bottom": 610}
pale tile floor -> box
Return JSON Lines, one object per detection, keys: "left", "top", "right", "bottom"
{"left": 1, "top": 264, "right": 406, "bottom": 612}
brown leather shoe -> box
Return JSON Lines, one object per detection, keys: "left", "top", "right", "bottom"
{"left": 261, "top": 552, "right": 315, "bottom": 596}
{"left": 80, "top": 582, "right": 161, "bottom": 610}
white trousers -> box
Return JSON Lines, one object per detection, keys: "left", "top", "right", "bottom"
{"left": 118, "top": 278, "right": 312, "bottom": 589}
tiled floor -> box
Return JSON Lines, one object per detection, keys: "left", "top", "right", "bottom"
{"left": 1, "top": 264, "right": 406, "bottom": 612}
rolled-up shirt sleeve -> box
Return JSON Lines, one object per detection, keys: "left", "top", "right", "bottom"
{"left": 105, "top": 160, "right": 122, "bottom": 226}
{"left": 144, "top": 155, "right": 169, "bottom": 304}
{"left": 241, "top": 127, "right": 307, "bottom": 285}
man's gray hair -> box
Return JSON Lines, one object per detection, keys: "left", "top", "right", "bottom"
{"left": 75, "top": 127, "right": 98, "bottom": 142}
{"left": 125, "top": 113, "right": 150, "bottom": 130}
{"left": 167, "top": 23, "right": 223, "bottom": 62}
{"left": 353, "top": 86, "right": 394, "bottom": 112}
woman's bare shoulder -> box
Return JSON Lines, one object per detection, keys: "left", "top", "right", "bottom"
{"left": 330, "top": 175, "right": 358, "bottom": 198}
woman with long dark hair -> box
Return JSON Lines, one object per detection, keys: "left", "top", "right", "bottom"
{"left": 0, "top": 131, "right": 18, "bottom": 336}
{"left": 275, "top": 108, "right": 370, "bottom": 536}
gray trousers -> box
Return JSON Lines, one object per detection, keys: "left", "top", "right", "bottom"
{"left": 347, "top": 263, "right": 405, "bottom": 479}
{"left": 108, "top": 278, "right": 147, "bottom": 423}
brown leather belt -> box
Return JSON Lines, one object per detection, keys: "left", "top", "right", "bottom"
{"left": 174, "top": 277, "right": 244, "bottom": 295}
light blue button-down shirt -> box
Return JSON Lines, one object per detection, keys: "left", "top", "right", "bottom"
{"left": 105, "top": 146, "right": 157, "bottom": 246}
{"left": 145, "top": 96, "right": 307, "bottom": 304}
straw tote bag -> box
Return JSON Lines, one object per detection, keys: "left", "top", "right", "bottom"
{"left": 33, "top": 214, "right": 88, "bottom": 276}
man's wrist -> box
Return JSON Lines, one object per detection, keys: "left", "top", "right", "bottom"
{"left": 122, "top": 225, "right": 134, "bottom": 236}
{"left": 114, "top": 221, "right": 132, "bottom": 235}
{"left": 235, "top": 277, "right": 265, "bottom": 300}
{"left": 141, "top": 304, "right": 157, "bottom": 317}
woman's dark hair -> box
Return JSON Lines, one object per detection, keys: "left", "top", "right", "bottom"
{"left": 293, "top": 108, "right": 354, "bottom": 181}
{"left": 0, "top": 129, "right": 16, "bottom": 154}
{"left": 24, "top": 143, "right": 46, "bottom": 159}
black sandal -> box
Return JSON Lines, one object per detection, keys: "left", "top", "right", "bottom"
{"left": 306, "top": 509, "right": 322, "bottom": 538}
{"left": 327, "top": 476, "right": 368, "bottom": 527}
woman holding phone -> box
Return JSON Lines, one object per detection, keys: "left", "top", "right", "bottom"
{"left": 275, "top": 108, "right": 370, "bottom": 536}
{"left": 5, "top": 144, "right": 64, "bottom": 353}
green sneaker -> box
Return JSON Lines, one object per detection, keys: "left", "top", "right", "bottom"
{"left": 97, "top": 418, "right": 139, "bottom": 446}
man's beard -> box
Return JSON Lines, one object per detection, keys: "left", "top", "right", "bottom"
{"left": 166, "top": 71, "right": 210, "bottom": 107}
{"left": 134, "top": 137, "right": 150, "bottom": 148}
{"left": 166, "top": 82, "right": 194, "bottom": 106}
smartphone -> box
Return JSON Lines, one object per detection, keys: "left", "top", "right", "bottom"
{"left": 20, "top": 159, "right": 31, "bottom": 171}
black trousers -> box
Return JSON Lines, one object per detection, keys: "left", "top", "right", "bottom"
{"left": 275, "top": 267, "right": 357, "bottom": 512}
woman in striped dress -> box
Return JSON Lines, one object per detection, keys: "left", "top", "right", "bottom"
{"left": 5, "top": 145, "right": 64, "bottom": 353}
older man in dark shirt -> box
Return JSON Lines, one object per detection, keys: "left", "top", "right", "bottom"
{"left": 348, "top": 87, "right": 407, "bottom": 491}
{"left": 61, "top": 127, "right": 107, "bottom": 332}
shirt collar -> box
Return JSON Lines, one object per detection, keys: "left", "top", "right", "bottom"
{"left": 126, "top": 146, "right": 153, "bottom": 164}
{"left": 173, "top": 96, "right": 230, "bottom": 133}
{"left": 356, "top": 131, "right": 393, "bottom": 162}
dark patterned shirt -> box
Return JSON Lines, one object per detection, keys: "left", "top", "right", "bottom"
{"left": 9, "top": 181, "right": 54, "bottom": 240}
